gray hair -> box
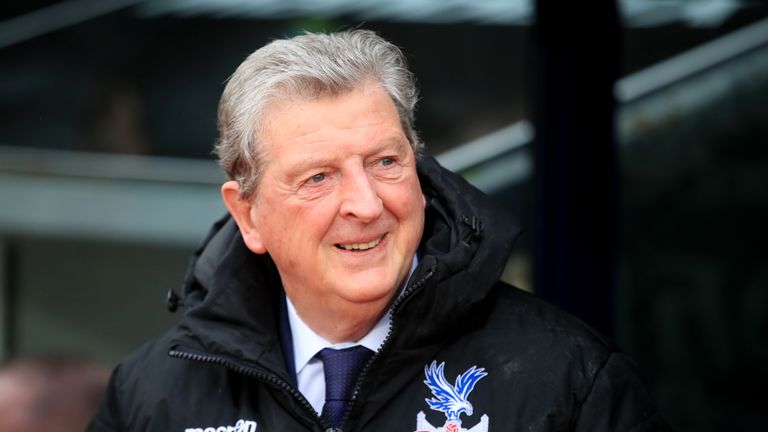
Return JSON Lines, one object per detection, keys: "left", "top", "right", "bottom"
{"left": 215, "top": 29, "right": 423, "bottom": 200}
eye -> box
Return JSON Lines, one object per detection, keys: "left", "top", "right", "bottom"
{"left": 380, "top": 157, "right": 395, "bottom": 166}
{"left": 309, "top": 173, "right": 326, "bottom": 184}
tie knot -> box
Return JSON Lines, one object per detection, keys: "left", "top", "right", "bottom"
{"left": 317, "top": 346, "right": 374, "bottom": 400}
{"left": 316, "top": 346, "right": 374, "bottom": 428}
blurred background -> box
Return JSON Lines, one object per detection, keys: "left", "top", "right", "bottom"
{"left": 0, "top": 0, "right": 766, "bottom": 430}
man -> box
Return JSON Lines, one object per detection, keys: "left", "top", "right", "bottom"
{"left": 88, "top": 30, "right": 668, "bottom": 431}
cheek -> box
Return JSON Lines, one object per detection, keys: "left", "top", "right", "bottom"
{"left": 251, "top": 197, "right": 300, "bottom": 253}
{"left": 266, "top": 197, "right": 339, "bottom": 250}
{"left": 403, "top": 178, "right": 426, "bottom": 216}
{"left": 300, "top": 199, "right": 340, "bottom": 236}
{"left": 385, "top": 187, "right": 425, "bottom": 228}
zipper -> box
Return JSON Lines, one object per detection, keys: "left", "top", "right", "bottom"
{"left": 341, "top": 266, "right": 436, "bottom": 429}
{"left": 168, "top": 348, "right": 324, "bottom": 430}
{"left": 170, "top": 266, "right": 436, "bottom": 432}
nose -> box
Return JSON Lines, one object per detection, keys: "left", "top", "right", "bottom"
{"left": 339, "top": 165, "right": 383, "bottom": 222}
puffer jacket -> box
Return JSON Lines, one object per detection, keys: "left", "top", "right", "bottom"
{"left": 87, "top": 155, "right": 669, "bottom": 432}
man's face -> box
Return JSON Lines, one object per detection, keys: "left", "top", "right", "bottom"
{"left": 242, "top": 82, "right": 425, "bottom": 328}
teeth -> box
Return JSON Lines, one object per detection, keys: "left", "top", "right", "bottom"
{"left": 339, "top": 238, "right": 381, "bottom": 251}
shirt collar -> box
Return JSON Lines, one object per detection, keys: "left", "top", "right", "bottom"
{"left": 287, "top": 254, "right": 419, "bottom": 375}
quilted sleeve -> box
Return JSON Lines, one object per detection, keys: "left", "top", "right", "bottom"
{"left": 574, "top": 352, "right": 673, "bottom": 432}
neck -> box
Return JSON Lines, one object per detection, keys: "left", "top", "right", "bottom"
{"left": 287, "top": 294, "right": 393, "bottom": 344}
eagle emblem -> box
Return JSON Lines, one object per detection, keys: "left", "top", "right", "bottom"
{"left": 415, "top": 361, "right": 489, "bottom": 432}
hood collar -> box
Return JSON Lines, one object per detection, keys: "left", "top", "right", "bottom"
{"left": 170, "top": 155, "right": 519, "bottom": 375}
{"left": 389, "top": 155, "right": 520, "bottom": 344}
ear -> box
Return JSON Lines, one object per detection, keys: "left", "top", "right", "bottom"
{"left": 221, "top": 181, "right": 268, "bottom": 254}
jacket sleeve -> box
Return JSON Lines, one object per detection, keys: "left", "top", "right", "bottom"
{"left": 86, "top": 366, "right": 124, "bottom": 432}
{"left": 574, "top": 352, "right": 673, "bottom": 432}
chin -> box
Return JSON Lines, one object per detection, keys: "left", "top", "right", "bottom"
{"left": 336, "top": 277, "right": 399, "bottom": 305}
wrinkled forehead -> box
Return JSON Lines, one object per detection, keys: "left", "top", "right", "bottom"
{"left": 262, "top": 77, "right": 382, "bottom": 116}
{"left": 261, "top": 82, "right": 405, "bottom": 152}
{"left": 256, "top": 79, "right": 396, "bottom": 139}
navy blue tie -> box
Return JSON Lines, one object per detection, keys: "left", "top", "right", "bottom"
{"left": 316, "top": 346, "right": 374, "bottom": 428}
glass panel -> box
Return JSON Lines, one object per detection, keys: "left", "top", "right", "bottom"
{"left": 1, "top": 1, "right": 531, "bottom": 359}
{"left": 617, "top": 13, "right": 768, "bottom": 431}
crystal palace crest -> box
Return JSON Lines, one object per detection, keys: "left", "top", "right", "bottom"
{"left": 414, "top": 361, "right": 489, "bottom": 432}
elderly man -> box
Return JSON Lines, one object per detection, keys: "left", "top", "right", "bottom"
{"left": 88, "top": 30, "right": 667, "bottom": 432}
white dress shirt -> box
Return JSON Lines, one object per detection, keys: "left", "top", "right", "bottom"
{"left": 287, "top": 255, "right": 418, "bottom": 415}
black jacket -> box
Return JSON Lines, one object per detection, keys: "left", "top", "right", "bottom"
{"left": 88, "top": 156, "right": 668, "bottom": 432}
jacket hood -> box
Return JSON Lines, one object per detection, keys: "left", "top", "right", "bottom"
{"left": 171, "top": 214, "right": 290, "bottom": 379}
{"left": 170, "top": 155, "right": 519, "bottom": 380}
{"left": 395, "top": 155, "right": 520, "bottom": 342}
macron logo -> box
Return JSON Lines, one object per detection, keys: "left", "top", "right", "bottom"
{"left": 185, "top": 419, "right": 257, "bottom": 432}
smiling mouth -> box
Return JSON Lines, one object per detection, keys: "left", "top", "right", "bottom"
{"left": 335, "top": 236, "right": 383, "bottom": 252}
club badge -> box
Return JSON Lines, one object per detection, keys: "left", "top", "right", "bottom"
{"left": 414, "top": 361, "right": 489, "bottom": 432}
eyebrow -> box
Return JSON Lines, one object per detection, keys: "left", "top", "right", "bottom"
{"left": 283, "top": 137, "right": 409, "bottom": 178}
{"left": 366, "top": 137, "right": 410, "bottom": 158}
